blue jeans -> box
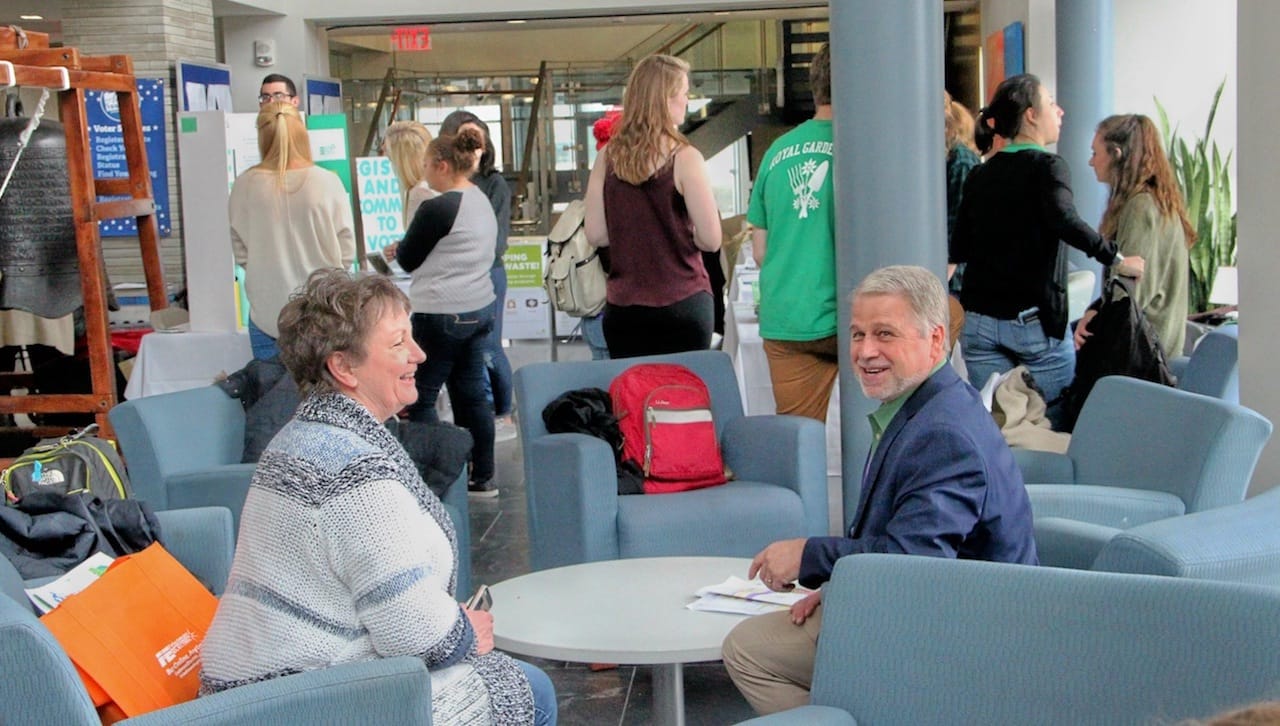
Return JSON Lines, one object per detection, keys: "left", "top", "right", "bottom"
{"left": 581, "top": 313, "right": 609, "bottom": 360}
{"left": 247, "top": 318, "right": 279, "bottom": 361}
{"left": 962, "top": 309, "right": 1075, "bottom": 405}
{"left": 408, "top": 307, "right": 496, "bottom": 483}
{"left": 482, "top": 264, "right": 514, "bottom": 417}
{"left": 515, "top": 659, "right": 558, "bottom": 726}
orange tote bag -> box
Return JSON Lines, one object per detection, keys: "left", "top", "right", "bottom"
{"left": 40, "top": 543, "right": 219, "bottom": 720}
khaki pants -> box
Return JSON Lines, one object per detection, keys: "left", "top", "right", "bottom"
{"left": 722, "top": 606, "right": 824, "bottom": 715}
{"left": 763, "top": 336, "right": 839, "bottom": 423}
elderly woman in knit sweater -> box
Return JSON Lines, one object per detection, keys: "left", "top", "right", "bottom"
{"left": 199, "top": 269, "right": 556, "bottom": 725}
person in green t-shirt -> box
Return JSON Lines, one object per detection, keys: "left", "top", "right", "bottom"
{"left": 746, "top": 42, "right": 838, "bottom": 422}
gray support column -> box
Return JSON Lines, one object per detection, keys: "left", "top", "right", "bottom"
{"left": 830, "top": 1, "right": 944, "bottom": 529}
{"left": 1238, "top": 1, "right": 1280, "bottom": 494}
{"left": 1055, "top": 0, "right": 1113, "bottom": 294}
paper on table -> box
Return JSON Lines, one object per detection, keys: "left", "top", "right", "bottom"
{"left": 686, "top": 575, "right": 811, "bottom": 615}
{"left": 25, "top": 552, "right": 116, "bottom": 614}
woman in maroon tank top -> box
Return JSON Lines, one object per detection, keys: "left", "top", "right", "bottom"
{"left": 584, "top": 54, "right": 723, "bottom": 359}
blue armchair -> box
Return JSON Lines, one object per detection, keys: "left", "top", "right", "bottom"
{"left": 1036, "top": 487, "right": 1280, "bottom": 584}
{"left": 0, "top": 505, "right": 434, "bottom": 725}
{"left": 1015, "top": 375, "right": 1271, "bottom": 528}
{"left": 109, "top": 386, "right": 473, "bottom": 596}
{"left": 737, "top": 554, "right": 1280, "bottom": 725}
{"left": 1170, "top": 324, "right": 1238, "bottom": 402}
{"left": 513, "top": 350, "right": 828, "bottom": 571}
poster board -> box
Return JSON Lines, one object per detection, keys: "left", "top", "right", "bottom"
{"left": 86, "top": 78, "right": 170, "bottom": 237}
{"left": 504, "top": 237, "right": 564, "bottom": 340}
{"left": 306, "top": 113, "right": 352, "bottom": 193}
{"left": 175, "top": 59, "right": 232, "bottom": 112}
{"left": 176, "top": 112, "right": 239, "bottom": 332}
{"left": 353, "top": 156, "right": 404, "bottom": 255}
{"left": 304, "top": 76, "right": 343, "bottom": 117}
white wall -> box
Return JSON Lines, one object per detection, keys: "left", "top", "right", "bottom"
{"left": 222, "top": 14, "right": 330, "bottom": 111}
{"left": 1237, "top": 0, "right": 1280, "bottom": 494}
{"left": 1113, "top": 0, "right": 1236, "bottom": 188}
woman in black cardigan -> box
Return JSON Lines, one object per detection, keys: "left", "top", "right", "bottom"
{"left": 950, "top": 73, "right": 1144, "bottom": 413}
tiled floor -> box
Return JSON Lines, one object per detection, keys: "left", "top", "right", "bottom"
{"left": 470, "top": 339, "right": 757, "bottom": 725}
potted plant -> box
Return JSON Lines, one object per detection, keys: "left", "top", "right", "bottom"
{"left": 1155, "top": 79, "right": 1236, "bottom": 313}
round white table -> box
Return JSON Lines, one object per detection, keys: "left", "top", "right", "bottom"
{"left": 489, "top": 556, "right": 752, "bottom": 726}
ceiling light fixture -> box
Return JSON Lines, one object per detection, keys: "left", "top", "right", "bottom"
{"left": 19, "top": 14, "right": 43, "bottom": 20}
{"left": 507, "top": 19, "right": 526, "bottom": 24}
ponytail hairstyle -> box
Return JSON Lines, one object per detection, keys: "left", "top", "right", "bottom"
{"left": 1095, "top": 114, "right": 1196, "bottom": 248}
{"left": 439, "top": 110, "right": 496, "bottom": 176}
{"left": 427, "top": 127, "right": 484, "bottom": 184}
{"left": 255, "top": 101, "right": 312, "bottom": 185}
{"left": 944, "top": 91, "right": 978, "bottom": 153}
{"left": 608, "top": 53, "right": 691, "bottom": 185}
{"left": 974, "top": 73, "right": 1042, "bottom": 154}
{"left": 383, "top": 121, "right": 433, "bottom": 225}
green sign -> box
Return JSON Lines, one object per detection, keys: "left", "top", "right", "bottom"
{"left": 504, "top": 243, "right": 543, "bottom": 289}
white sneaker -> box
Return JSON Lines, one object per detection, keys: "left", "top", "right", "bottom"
{"left": 494, "top": 416, "right": 518, "bottom": 442}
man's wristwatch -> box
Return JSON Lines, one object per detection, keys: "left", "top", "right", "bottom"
{"left": 1113, "top": 252, "right": 1126, "bottom": 267}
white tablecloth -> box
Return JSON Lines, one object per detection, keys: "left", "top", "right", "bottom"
{"left": 123, "top": 330, "right": 253, "bottom": 399}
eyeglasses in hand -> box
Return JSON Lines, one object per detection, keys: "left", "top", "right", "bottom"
{"left": 258, "top": 92, "right": 295, "bottom": 104}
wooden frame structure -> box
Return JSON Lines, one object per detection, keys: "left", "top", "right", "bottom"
{"left": 0, "top": 29, "right": 167, "bottom": 438}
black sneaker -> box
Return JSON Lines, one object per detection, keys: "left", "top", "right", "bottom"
{"left": 467, "top": 478, "right": 499, "bottom": 499}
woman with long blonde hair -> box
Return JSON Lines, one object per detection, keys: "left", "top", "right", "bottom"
{"left": 585, "top": 53, "right": 722, "bottom": 358}
{"left": 230, "top": 101, "right": 355, "bottom": 359}
{"left": 1076, "top": 113, "right": 1194, "bottom": 357}
{"left": 382, "top": 120, "right": 436, "bottom": 226}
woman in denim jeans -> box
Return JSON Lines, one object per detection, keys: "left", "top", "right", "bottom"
{"left": 396, "top": 128, "right": 501, "bottom": 497}
{"left": 439, "top": 111, "right": 516, "bottom": 439}
{"left": 950, "top": 74, "right": 1144, "bottom": 415}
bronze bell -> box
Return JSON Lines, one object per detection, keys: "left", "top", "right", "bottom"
{"left": 0, "top": 118, "right": 80, "bottom": 318}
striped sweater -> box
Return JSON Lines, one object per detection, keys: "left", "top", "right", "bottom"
{"left": 199, "top": 392, "right": 532, "bottom": 723}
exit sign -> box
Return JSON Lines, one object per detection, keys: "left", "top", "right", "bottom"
{"left": 391, "top": 26, "right": 431, "bottom": 51}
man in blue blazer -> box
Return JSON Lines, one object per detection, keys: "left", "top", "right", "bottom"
{"left": 723, "top": 265, "right": 1038, "bottom": 715}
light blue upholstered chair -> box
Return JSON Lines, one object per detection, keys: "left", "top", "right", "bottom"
{"left": 1169, "top": 324, "right": 1239, "bottom": 403}
{"left": 513, "top": 350, "right": 828, "bottom": 571}
{"left": 0, "top": 505, "right": 433, "bottom": 725}
{"left": 109, "top": 386, "right": 473, "bottom": 596}
{"left": 1036, "top": 486, "right": 1280, "bottom": 582}
{"left": 736, "top": 554, "right": 1280, "bottom": 725}
{"left": 1014, "top": 375, "right": 1271, "bottom": 529}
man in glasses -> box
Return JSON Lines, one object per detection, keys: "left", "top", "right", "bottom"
{"left": 258, "top": 73, "right": 298, "bottom": 108}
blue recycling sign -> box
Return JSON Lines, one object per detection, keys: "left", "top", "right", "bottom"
{"left": 85, "top": 77, "right": 171, "bottom": 237}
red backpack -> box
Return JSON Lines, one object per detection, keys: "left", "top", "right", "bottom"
{"left": 609, "top": 363, "right": 728, "bottom": 494}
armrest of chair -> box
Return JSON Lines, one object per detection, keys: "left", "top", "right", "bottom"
{"left": 1168, "top": 355, "right": 1190, "bottom": 382}
{"left": 1092, "top": 490, "right": 1280, "bottom": 583}
{"left": 122, "top": 656, "right": 431, "bottom": 725}
{"left": 524, "top": 434, "right": 621, "bottom": 570}
{"left": 163, "top": 464, "right": 256, "bottom": 534}
{"left": 439, "top": 469, "right": 471, "bottom": 598}
{"left": 154, "top": 507, "right": 235, "bottom": 597}
{"left": 1033, "top": 517, "right": 1122, "bottom": 570}
{"left": 722, "top": 415, "right": 828, "bottom": 536}
{"left": 734, "top": 705, "right": 857, "bottom": 725}
{"left": 1026, "top": 484, "right": 1185, "bottom": 529}
{"left": 1012, "top": 448, "right": 1075, "bottom": 484}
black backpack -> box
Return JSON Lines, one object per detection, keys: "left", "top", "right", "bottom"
{"left": 1059, "top": 276, "right": 1176, "bottom": 431}
{"left": 0, "top": 425, "right": 132, "bottom": 504}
